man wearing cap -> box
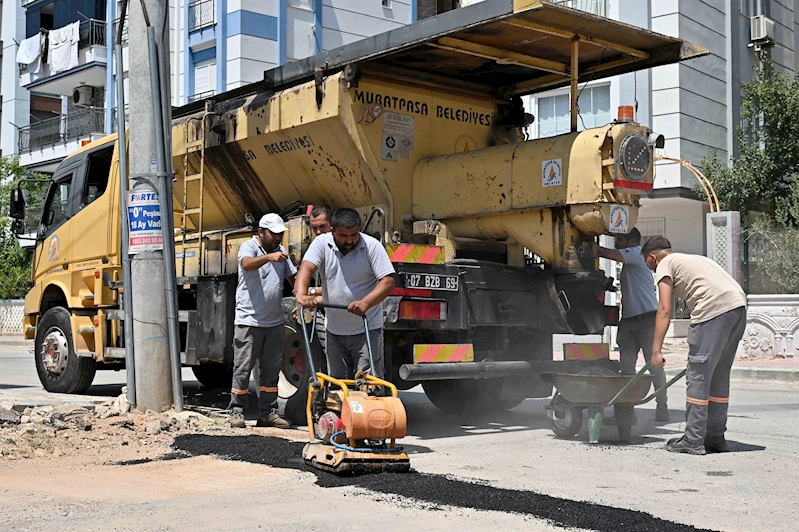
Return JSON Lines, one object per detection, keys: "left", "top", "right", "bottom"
{"left": 228, "top": 213, "right": 296, "bottom": 429}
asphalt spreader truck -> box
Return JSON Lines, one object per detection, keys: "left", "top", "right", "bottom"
{"left": 10, "top": 1, "right": 706, "bottom": 421}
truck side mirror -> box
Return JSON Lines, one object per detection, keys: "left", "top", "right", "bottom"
{"left": 9, "top": 187, "right": 26, "bottom": 221}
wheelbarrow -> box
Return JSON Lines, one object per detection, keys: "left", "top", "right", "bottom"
{"left": 541, "top": 363, "right": 687, "bottom": 444}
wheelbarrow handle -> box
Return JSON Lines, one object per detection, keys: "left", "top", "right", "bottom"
{"left": 607, "top": 361, "right": 652, "bottom": 407}
{"left": 637, "top": 369, "right": 687, "bottom": 406}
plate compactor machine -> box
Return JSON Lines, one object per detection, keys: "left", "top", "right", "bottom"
{"left": 297, "top": 303, "right": 410, "bottom": 475}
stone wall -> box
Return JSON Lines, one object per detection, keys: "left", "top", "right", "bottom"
{"left": 741, "top": 295, "right": 799, "bottom": 358}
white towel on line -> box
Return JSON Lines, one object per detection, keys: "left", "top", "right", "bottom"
{"left": 48, "top": 21, "right": 80, "bottom": 74}
{"left": 16, "top": 33, "right": 43, "bottom": 73}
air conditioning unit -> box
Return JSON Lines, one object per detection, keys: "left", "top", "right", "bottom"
{"left": 72, "top": 86, "right": 94, "bottom": 106}
{"left": 750, "top": 15, "right": 775, "bottom": 44}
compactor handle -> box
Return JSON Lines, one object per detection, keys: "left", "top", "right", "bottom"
{"left": 316, "top": 302, "right": 376, "bottom": 375}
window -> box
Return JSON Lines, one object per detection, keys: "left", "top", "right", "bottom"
{"left": 740, "top": 0, "right": 764, "bottom": 17}
{"left": 43, "top": 176, "right": 72, "bottom": 234}
{"left": 194, "top": 58, "right": 217, "bottom": 97}
{"left": 288, "top": 0, "right": 313, "bottom": 9}
{"left": 536, "top": 84, "right": 611, "bottom": 138}
{"left": 82, "top": 146, "right": 113, "bottom": 208}
{"left": 382, "top": 0, "right": 392, "bottom": 8}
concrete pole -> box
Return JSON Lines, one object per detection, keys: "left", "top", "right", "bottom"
{"left": 128, "top": 0, "right": 172, "bottom": 412}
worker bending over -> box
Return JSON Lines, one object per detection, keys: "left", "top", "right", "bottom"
{"left": 295, "top": 208, "right": 396, "bottom": 379}
{"left": 228, "top": 213, "right": 296, "bottom": 429}
{"left": 644, "top": 236, "right": 747, "bottom": 455}
{"left": 594, "top": 228, "right": 668, "bottom": 422}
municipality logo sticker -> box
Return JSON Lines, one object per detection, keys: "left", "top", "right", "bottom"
{"left": 608, "top": 205, "right": 630, "bottom": 234}
{"left": 542, "top": 158, "right": 563, "bottom": 187}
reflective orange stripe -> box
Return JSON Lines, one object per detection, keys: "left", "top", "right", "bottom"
{"left": 709, "top": 396, "right": 729, "bottom": 403}
{"left": 686, "top": 396, "right": 709, "bottom": 406}
{"left": 259, "top": 386, "right": 278, "bottom": 393}
{"left": 231, "top": 388, "right": 249, "bottom": 395}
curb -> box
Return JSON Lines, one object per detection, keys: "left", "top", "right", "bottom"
{"left": 666, "top": 367, "right": 799, "bottom": 383}
{"left": 0, "top": 337, "right": 32, "bottom": 347}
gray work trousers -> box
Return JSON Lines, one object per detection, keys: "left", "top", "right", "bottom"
{"left": 326, "top": 329, "right": 384, "bottom": 380}
{"left": 617, "top": 314, "right": 667, "bottom": 406}
{"left": 684, "top": 306, "right": 747, "bottom": 444}
{"left": 228, "top": 324, "right": 285, "bottom": 416}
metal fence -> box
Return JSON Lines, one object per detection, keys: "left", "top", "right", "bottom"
{"left": 188, "top": 0, "right": 216, "bottom": 32}
{"left": 111, "top": 105, "right": 130, "bottom": 133}
{"left": 19, "top": 107, "right": 107, "bottom": 153}
{"left": 0, "top": 301, "right": 24, "bottom": 336}
{"left": 553, "top": 0, "right": 609, "bottom": 17}
{"left": 743, "top": 227, "right": 795, "bottom": 295}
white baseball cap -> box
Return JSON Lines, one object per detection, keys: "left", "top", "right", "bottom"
{"left": 258, "top": 213, "right": 287, "bottom": 233}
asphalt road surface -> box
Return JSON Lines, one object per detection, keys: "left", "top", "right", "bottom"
{"left": 1, "top": 341, "right": 797, "bottom": 531}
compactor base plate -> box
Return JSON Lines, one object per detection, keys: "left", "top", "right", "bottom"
{"left": 302, "top": 442, "right": 410, "bottom": 475}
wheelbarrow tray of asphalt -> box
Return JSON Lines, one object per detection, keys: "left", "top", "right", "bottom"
{"left": 297, "top": 302, "right": 410, "bottom": 475}
{"left": 542, "top": 362, "right": 687, "bottom": 444}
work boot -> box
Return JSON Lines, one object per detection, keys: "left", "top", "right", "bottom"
{"left": 655, "top": 404, "right": 670, "bottom": 422}
{"left": 228, "top": 408, "right": 246, "bottom": 429}
{"left": 704, "top": 436, "right": 729, "bottom": 453}
{"left": 256, "top": 412, "right": 292, "bottom": 428}
{"left": 666, "top": 436, "right": 706, "bottom": 455}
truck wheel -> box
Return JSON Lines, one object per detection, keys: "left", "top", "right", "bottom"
{"left": 422, "top": 378, "right": 515, "bottom": 415}
{"left": 281, "top": 298, "right": 326, "bottom": 425}
{"left": 34, "top": 307, "right": 96, "bottom": 394}
{"left": 548, "top": 399, "right": 583, "bottom": 438}
{"left": 191, "top": 364, "right": 233, "bottom": 389}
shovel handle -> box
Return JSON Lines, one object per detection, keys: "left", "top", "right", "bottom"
{"left": 636, "top": 369, "right": 687, "bottom": 406}
{"left": 607, "top": 361, "right": 652, "bottom": 407}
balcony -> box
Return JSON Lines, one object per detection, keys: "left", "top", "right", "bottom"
{"left": 112, "top": 16, "right": 129, "bottom": 44}
{"left": 188, "top": 0, "right": 216, "bottom": 32}
{"left": 553, "top": 0, "right": 608, "bottom": 17}
{"left": 187, "top": 90, "right": 215, "bottom": 103}
{"left": 20, "top": 19, "right": 108, "bottom": 97}
{"left": 18, "top": 107, "right": 107, "bottom": 172}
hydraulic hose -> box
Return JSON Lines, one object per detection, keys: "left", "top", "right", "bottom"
{"left": 329, "top": 431, "right": 402, "bottom": 454}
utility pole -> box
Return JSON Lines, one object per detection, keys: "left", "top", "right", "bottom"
{"left": 128, "top": 0, "right": 174, "bottom": 412}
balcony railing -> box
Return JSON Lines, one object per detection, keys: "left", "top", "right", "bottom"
{"left": 19, "top": 107, "right": 106, "bottom": 153}
{"left": 188, "top": 0, "right": 216, "bottom": 32}
{"left": 78, "top": 19, "right": 107, "bottom": 48}
{"left": 187, "top": 90, "right": 215, "bottom": 103}
{"left": 111, "top": 105, "right": 130, "bottom": 133}
{"left": 112, "top": 16, "right": 129, "bottom": 44}
{"left": 553, "top": 0, "right": 609, "bottom": 17}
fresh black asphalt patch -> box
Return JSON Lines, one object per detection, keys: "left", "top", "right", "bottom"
{"left": 171, "top": 434, "right": 717, "bottom": 532}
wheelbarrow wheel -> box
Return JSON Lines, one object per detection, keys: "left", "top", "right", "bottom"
{"left": 549, "top": 401, "right": 583, "bottom": 438}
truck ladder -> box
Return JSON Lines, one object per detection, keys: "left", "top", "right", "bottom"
{"left": 180, "top": 102, "right": 211, "bottom": 276}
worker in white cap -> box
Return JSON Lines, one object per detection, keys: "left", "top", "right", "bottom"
{"left": 228, "top": 213, "right": 296, "bottom": 428}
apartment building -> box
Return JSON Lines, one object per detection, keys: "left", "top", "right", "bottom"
{"left": 1, "top": 0, "right": 413, "bottom": 173}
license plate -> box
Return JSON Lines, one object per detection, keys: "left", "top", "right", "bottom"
{"left": 404, "top": 273, "right": 458, "bottom": 291}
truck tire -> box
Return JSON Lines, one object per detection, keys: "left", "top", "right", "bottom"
{"left": 422, "top": 378, "right": 521, "bottom": 415}
{"left": 281, "top": 297, "right": 326, "bottom": 425}
{"left": 34, "top": 307, "right": 96, "bottom": 394}
{"left": 191, "top": 364, "right": 234, "bottom": 389}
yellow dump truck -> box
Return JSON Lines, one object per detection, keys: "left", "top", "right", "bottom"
{"left": 11, "top": 1, "right": 705, "bottom": 418}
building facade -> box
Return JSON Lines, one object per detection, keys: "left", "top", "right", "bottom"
{"left": 1, "top": 0, "right": 414, "bottom": 173}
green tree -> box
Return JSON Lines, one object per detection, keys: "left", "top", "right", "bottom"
{"left": 0, "top": 157, "right": 49, "bottom": 299}
{"left": 701, "top": 60, "right": 799, "bottom": 293}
